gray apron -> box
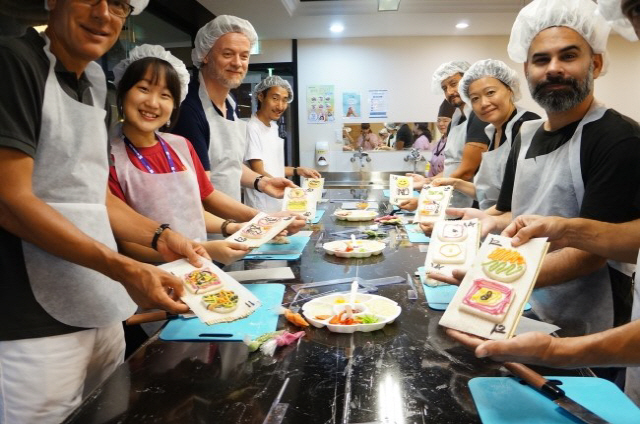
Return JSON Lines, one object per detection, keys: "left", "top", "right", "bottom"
{"left": 197, "top": 72, "right": 247, "bottom": 202}
{"left": 625, "top": 251, "right": 640, "bottom": 406}
{"left": 474, "top": 107, "right": 534, "bottom": 210}
{"left": 512, "top": 101, "right": 613, "bottom": 336}
{"left": 21, "top": 35, "right": 136, "bottom": 328}
{"left": 110, "top": 130, "right": 207, "bottom": 242}
{"left": 443, "top": 105, "right": 474, "bottom": 208}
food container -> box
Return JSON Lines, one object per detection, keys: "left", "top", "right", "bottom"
{"left": 302, "top": 293, "right": 401, "bottom": 333}
{"left": 323, "top": 240, "right": 385, "bottom": 258}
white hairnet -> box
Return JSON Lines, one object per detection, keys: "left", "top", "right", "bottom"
{"left": 254, "top": 76, "right": 294, "bottom": 103}
{"left": 508, "top": 0, "right": 611, "bottom": 67}
{"left": 113, "top": 44, "right": 190, "bottom": 104}
{"left": 598, "top": 0, "right": 638, "bottom": 41}
{"left": 191, "top": 15, "right": 258, "bottom": 68}
{"left": 458, "top": 59, "right": 522, "bottom": 105}
{"left": 431, "top": 61, "right": 471, "bottom": 94}
{"left": 45, "top": 0, "right": 148, "bottom": 15}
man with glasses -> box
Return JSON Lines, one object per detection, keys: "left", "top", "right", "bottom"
{"left": 0, "top": 1, "right": 208, "bottom": 422}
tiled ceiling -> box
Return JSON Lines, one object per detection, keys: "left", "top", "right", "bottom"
{"left": 199, "top": 0, "right": 533, "bottom": 39}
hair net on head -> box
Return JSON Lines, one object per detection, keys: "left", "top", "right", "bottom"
{"left": 598, "top": 0, "right": 638, "bottom": 41}
{"left": 45, "top": 0, "right": 148, "bottom": 14}
{"left": 458, "top": 59, "right": 522, "bottom": 105}
{"left": 191, "top": 15, "right": 258, "bottom": 68}
{"left": 254, "top": 76, "right": 294, "bottom": 103}
{"left": 112, "top": 44, "right": 190, "bottom": 104}
{"left": 437, "top": 99, "right": 456, "bottom": 118}
{"left": 431, "top": 61, "right": 471, "bottom": 94}
{"left": 508, "top": 0, "right": 611, "bottom": 66}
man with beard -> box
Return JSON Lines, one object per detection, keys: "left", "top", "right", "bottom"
{"left": 445, "top": 0, "right": 640, "bottom": 407}
{"left": 425, "top": 61, "right": 490, "bottom": 208}
{"left": 173, "top": 16, "right": 295, "bottom": 208}
{"left": 447, "top": 0, "right": 640, "bottom": 338}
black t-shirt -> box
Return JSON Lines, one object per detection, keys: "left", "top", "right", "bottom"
{"left": 0, "top": 29, "right": 99, "bottom": 340}
{"left": 496, "top": 109, "right": 640, "bottom": 224}
{"left": 444, "top": 110, "right": 492, "bottom": 147}
{"left": 395, "top": 124, "right": 413, "bottom": 148}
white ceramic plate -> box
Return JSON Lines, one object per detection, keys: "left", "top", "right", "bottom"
{"left": 323, "top": 240, "right": 386, "bottom": 258}
{"left": 302, "top": 293, "right": 401, "bottom": 333}
{"left": 333, "top": 210, "right": 378, "bottom": 221}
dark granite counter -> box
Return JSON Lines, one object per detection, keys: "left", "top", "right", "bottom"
{"left": 64, "top": 189, "right": 589, "bottom": 424}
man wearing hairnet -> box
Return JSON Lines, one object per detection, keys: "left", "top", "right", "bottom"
{"left": 448, "top": 0, "right": 640, "bottom": 408}
{"left": 244, "top": 76, "right": 320, "bottom": 212}
{"left": 447, "top": 0, "right": 640, "bottom": 339}
{"left": 173, "top": 15, "right": 295, "bottom": 208}
{"left": 0, "top": 1, "right": 212, "bottom": 422}
{"left": 427, "top": 60, "right": 490, "bottom": 208}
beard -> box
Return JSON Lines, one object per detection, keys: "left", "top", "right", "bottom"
{"left": 529, "top": 63, "right": 593, "bottom": 112}
{"left": 447, "top": 94, "right": 464, "bottom": 107}
{"left": 210, "top": 66, "right": 246, "bottom": 89}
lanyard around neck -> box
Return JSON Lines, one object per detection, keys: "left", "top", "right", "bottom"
{"left": 123, "top": 134, "right": 177, "bottom": 174}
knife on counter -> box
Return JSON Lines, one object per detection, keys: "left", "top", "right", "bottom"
{"left": 504, "top": 362, "right": 611, "bottom": 424}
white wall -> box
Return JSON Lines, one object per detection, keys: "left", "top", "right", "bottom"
{"left": 294, "top": 35, "right": 640, "bottom": 171}
{"left": 252, "top": 39, "right": 293, "bottom": 64}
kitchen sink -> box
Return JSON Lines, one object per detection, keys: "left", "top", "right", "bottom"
{"left": 322, "top": 171, "right": 406, "bottom": 189}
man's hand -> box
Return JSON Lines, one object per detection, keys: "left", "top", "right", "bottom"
{"left": 399, "top": 198, "right": 418, "bottom": 211}
{"left": 155, "top": 229, "right": 210, "bottom": 267}
{"left": 446, "top": 208, "right": 497, "bottom": 237}
{"left": 270, "top": 211, "right": 306, "bottom": 235}
{"left": 406, "top": 173, "right": 431, "bottom": 188}
{"left": 260, "top": 177, "right": 296, "bottom": 199}
{"left": 446, "top": 329, "right": 561, "bottom": 366}
{"left": 203, "top": 240, "right": 250, "bottom": 265}
{"left": 502, "top": 215, "right": 571, "bottom": 251}
{"left": 297, "top": 167, "right": 321, "bottom": 178}
{"left": 117, "top": 262, "right": 190, "bottom": 314}
{"left": 431, "top": 177, "right": 459, "bottom": 188}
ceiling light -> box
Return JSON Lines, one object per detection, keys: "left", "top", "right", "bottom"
{"left": 330, "top": 23, "right": 344, "bottom": 33}
{"left": 456, "top": 22, "right": 469, "bottom": 29}
{"left": 378, "top": 0, "right": 401, "bottom": 12}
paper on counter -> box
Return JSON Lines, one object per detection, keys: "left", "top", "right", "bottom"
{"left": 159, "top": 259, "right": 261, "bottom": 325}
{"left": 227, "top": 267, "right": 295, "bottom": 282}
{"left": 514, "top": 316, "right": 560, "bottom": 335}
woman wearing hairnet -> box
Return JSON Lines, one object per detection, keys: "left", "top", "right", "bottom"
{"left": 432, "top": 59, "right": 540, "bottom": 210}
{"left": 109, "top": 45, "right": 250, "bottom": 265}
{"left": 244, "top": 75, "right": 320, "bottom": 212}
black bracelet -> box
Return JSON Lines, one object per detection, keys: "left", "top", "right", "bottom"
{"left": 293, "top": 167, "right": 298, "bottom": 177}
{"left": 151, "top": 223, "right": 171, "bottom": 251}
{"left": 221, "top": 219, "right": 237, "bottom": 237}
{"left": 254, "top": 175, "right": 265, "bottom": 193}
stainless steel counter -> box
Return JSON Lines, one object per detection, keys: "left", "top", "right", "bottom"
{"left": 64, "top": 189, "right": 588, "bottom": 424}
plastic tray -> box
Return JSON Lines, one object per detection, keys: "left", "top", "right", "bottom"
{"left": 323, "top": 240, "right": 385, "bottom": 258}
{"left": 333, "top": 210, "right": 378, "bottom": 221}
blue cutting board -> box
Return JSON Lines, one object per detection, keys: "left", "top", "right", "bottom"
{"left": 311, "top": 209, "right": 325, "bottom": 224}
{"left": 418, "top": 267, "right": 531, "bottom": 311}
{"left": 159, "top": 283, "right": 285, "bottom": 342}
{"left": 470, "top": 376, "right": 640, "bottom": 423}
{"left": 244, "top": 236, "right": 310, "bottom": 260}
{"left": 405, "top": 224, "right": 431, "bottom": 243}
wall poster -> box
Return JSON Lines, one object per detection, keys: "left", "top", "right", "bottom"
{"left": 342, "top": 92, "right": 361, "bottom": 118}
{"left": 306, "top": 85, "right": 335, "bottom": 124}
{"left": 368, "top": 89, "right": 388, "bottom": 119}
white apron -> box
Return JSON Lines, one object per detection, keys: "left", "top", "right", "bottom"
{"left": 21, "top": 35, "right": 136, "bottom": 328}
{"left": 625, "top": 251, "right": 640, "bottom": 406}
{"left": 197, "top": 72, "right": 247, "bottom": 202}
{"left": 512, "top": 101, "right": 613, "bottom": 337}
{"left": 474, "top": 107, "right": 532, "bottom": 210}
{"left": 243, "top": 117, "right": 285, "bottom": 213}
{"left": 110, "top": 130, "right": 207, "bottom": 242}
{"left": 443, "top": 105, "right": 474, "bottom": 208}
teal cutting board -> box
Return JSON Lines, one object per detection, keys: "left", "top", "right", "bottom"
{"left": 311, "top": 209, "right": 325, "bottom": 224}
{"left": 405, "top": 224, "right": 431, "bottom": 243}
{"left": 470, "top": 376, "right": 640, "bottom": 423}
{"left": 160, "top": 283, "right": 285, "bottom": 342}
{"left": 244, "top": 236, "right": 310, "bottom": 260}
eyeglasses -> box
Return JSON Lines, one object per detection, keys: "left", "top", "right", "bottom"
{"left": 77, "top": 0, "right": 135, "bottom": 19}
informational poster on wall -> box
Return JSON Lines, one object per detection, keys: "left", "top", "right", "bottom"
{"left": 368, "top": 89, "right": 388, "bottom": 119}
{"left": 307, "top": 85, "right": 335, "bottom": 124}
{"left": 342, "top": 92, "right": 361, "bottom": 118}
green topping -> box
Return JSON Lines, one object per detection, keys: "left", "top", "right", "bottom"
{"left": 359, "top": 315, "right": 380, "bottom": 324}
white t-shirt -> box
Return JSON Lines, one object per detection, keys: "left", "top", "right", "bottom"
{"left": 243, "top": 114, "right": 285, "bottom": 212}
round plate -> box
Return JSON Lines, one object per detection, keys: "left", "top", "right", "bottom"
{"left": 333, "top": 210, "right": 378, "bottom": 221}
{"left": 323, "top": 240, "right": 385, "bottom": 258}
{"left": 302, "top": 293, "right": 401, "bottom": 333}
